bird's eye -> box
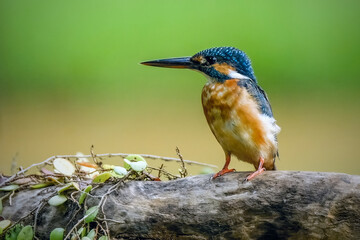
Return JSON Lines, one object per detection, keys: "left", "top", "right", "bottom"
{"left": 205, "top": 56, "right": 216, "bottom": 65}
{"left": 191, "top": 55, "right": 216, "bottom": 66}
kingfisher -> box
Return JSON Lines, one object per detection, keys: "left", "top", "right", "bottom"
{"left": 141, "top": 47, "right": 280, "bottom": 181}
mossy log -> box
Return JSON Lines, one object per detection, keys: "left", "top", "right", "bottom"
{"left": 2, "top": 171, "right": 360, "bottom": 239}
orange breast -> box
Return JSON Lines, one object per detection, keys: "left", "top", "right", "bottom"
{"left": 201, "top": 79, "right": 278, "bottom": 168}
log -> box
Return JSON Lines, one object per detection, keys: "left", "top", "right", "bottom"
{"left": 2, "top": 171, "right": 360, "bottom": 239}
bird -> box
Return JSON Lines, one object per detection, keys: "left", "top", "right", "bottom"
{"left": 141, "top": 47, "right": 280, "bottom": 181}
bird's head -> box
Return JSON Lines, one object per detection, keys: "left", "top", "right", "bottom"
{"left": 141, "top": 47, "right": 256, "bottom": 83}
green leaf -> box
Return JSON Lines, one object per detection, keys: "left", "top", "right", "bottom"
{"left": 79, "top": 185, "right": 92, "bottom": 205}
{"left": 30, "top": 182, "right": 53, "bottom": 189}
{"left": 71, "top": 227, "right": 86, "bottom": 239}
{"left": 123, "top": 159, "right": 147, "bottom": 172}
{"left": 84, "top": 206, "right": 99, "bottom": 223}
{"left": 123, "top": 155, "right": 146, "bottom": 170}
{"left": 111, "top": 171, "right": 125, "bottom": 179}
{"left": 71, "top": 182, "right": 80, "bottom": 191}
{"left": 48, "top": 195, "right": 67, "bottom": 206}
{"left": 102, "top": 164, "right": 114, "bottom": 170}
{"left": 58, "top": 182, "right": 80, "bottom": 194}
{"left": 16, "top": 225, "right": 33, "bottom": 240}
{"left": 5, "top": 224, "right": 22, "bottom": 240}
{"left": 92, "top": 172, "right": 112, "bottom": 183}
{"left": 0, "top": 220, "right": 11, "bottom": 231}
{"left": 50, "top": 228, "right": 64, "bottom": 240}
{"left": 98, "top": 236, "right": 108, "bottom": 240}
{"left": 77, "top": 227, "right": 86, "bottom": 238}
{"left": 81, "top": 237, "right": 91, "bottom": 240}
{"left": 57, "top": 183, "right": 72, "bottom": 194}
{"left": 86, "top": 229, "right": 95, "bottom": 240}
{"left": 0, "top": 220, "right": 11, "bottom": 235}
{"left": 0, "top": 185, "right": 19, "bottom": 192}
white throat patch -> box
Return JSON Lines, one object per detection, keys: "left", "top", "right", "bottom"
{"left": 228, "top": 70, "right": 250, "bottom": 80}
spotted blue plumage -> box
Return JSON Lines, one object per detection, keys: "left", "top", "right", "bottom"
{"left": 237, "top": 79, "right": 273, "bottom": 118}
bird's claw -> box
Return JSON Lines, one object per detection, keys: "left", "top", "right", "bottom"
{"left": 244, "top": 167, "right": 266, "bottom": 182}
{"left": 212, "top": 168, "right": 235, "bottom": 179}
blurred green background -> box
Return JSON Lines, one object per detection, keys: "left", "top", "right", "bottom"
{"left": 0, "top": 0, "right": 359, "bottom": 175}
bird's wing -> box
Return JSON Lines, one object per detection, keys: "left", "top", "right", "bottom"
{"left": 237, "top": 79, "right": 274, "bottom": 117}
{"left": 237, "top": 79, "right": 280, "bottom": 161}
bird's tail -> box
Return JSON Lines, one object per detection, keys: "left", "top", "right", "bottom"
{"left": 270, "top": 151, "right": 279, "bottom": 170}
{"left": 272, "top": 163, "right": 277, "bottom": 171}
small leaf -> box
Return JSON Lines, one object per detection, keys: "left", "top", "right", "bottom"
{"left": 98, "top": 236, "right": 108, "bottom": 240}
{"left": 71, "top": 182, "right": 80, "bottom": 191}
{"left": 86, "top": 229, "right": 95, "bottom": 240}
{"left": 48, "top": 195, "right": 67, "bottom": 206}
{"left": 92, "top": 172, "right": 112, "bottom": 183}
{"left": 0, "top": 185, "right": 19, "bottom": 191}
{"left": 58, "top": 182, "right": 80, "bottom": 194}
{"left": 5, "top": 224, "right": 22, "bottom": 240}
{"left": 53, "top": 158, "right": 75, "bottom": 176}
{"left": 79, "top": 185, "right": 92, "bottom": 205}
{"left": 84, "top": 206, "right": 99, "bottom": 223}
{"left": 50, "top": 228, "right": 64, "bottom": 240}
{"left": 123, "top": 155, "right": 146, "bottom": 170}
{"left": 17, "top": 225, "right": 33, "bottom": 240}
{"left": 57, "top": 183, "right": 72, "bottom": 194}
{"left": 102, "top": 164, "right": 114, "bottom": 170}
{"left": 113, "top": 166, "right": 127, "bottom": 176}
{"left": 77, "top": 162, "right": 98, "bottom": 169}
{"left": 76, "top": 155, "right": 98, "bottom": 177}
{"left": 124, "top": 159, "right": 147, "bottom": 172}
{"left": 0, "top": 220, "right": 11, "bottom": 231}
{"left": 111, "top": 170, "right": 127, "bottom": 179}
{"left": 30, "top": 182, "right": 53, "bottom": 189}
{"left": 77, "top": 227, "right": 86, "bottom": 238}
{"left": 47, "top": 177, "right": 62, "bottom": 184}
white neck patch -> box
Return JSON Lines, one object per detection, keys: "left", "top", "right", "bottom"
{"left": 228, "top": 70, "right": 250, "bottom": 80}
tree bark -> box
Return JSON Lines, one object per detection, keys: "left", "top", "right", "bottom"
{"left": 2, "top": 171, "right": 360, "bottom": 239}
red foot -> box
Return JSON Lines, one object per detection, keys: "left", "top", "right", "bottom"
{"left": 245, "top": 157, "right": 266, "bottom": 181}
{"left": 213, "top": 168, "right": 235, "bottom": 179}
{"left": 245, "top": 168, "right": 265, "bottom": 181}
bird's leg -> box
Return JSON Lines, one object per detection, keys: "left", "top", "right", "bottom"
{"left": 245, "top": 157, "right": 266, "bottom": 181}
{"left": 213, "top": 152, "right": 235, "bottom": 179}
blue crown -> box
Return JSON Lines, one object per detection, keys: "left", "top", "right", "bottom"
{"left": 192, "top": 47, "right": 256, "bottom": 82}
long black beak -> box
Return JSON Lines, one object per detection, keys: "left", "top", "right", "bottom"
{"left": 141, "top": 57, "right": 193, "bottom": 69}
